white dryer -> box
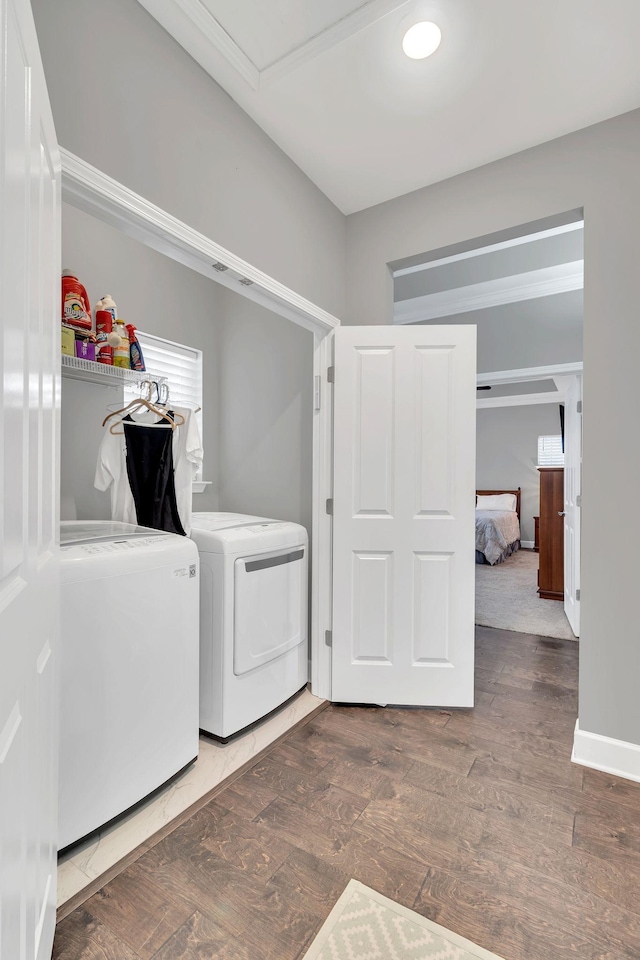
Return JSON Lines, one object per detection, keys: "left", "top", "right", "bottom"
{"left": 59, "top": 521, "right": 200, "bottom": 850}
{"left": 190, "top": 512, "right": 308, "bottom": 740}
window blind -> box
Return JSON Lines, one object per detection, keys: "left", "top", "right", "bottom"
{"left": 537, "top": 435, "right": 564, "bottom": 467}
{"left": 124, "top": 331, "right": 203, "bottom": 474}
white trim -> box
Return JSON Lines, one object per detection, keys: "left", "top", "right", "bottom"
{"left": 550, "top": 374, "right": 574, "bottom": 395}
{"left": 136, "top": 0, "right": 260, "bottom": 89}
{"left": 60, "top": 147, "right": 336, "bottom": 703}
{"left": 174, "top": 0, "right": 259, "bottom": 88}
{"left": 311, "top": 332, "right": 334, "bottom": 700}
{"left": 138, "top": 0, "right": 406, "bottom": 90}
{"left": 261, "top": 0, "right": 408, "bottom": 85}
{"left": 60, "top": 149, "right": 339, "bottom": 338}
{"left": 520, "top": 541, "right": 534, "bottom": 550}
{"left": 394, "top": 261, "right": 584, "bottom": 324}
{"left": 192, "top": 481, "right": 212, "bottom": 494}
{"left": 477, "top": 362, "right": 583, "bottom": 387}
{"left": 393, "top": 220, "right": 583, "bottom": 278}
{"left": 477, "top": 391, "right": 565, "bottom": 410}
{"left": 572, "top": 719, "right": 640, "bottom": 784}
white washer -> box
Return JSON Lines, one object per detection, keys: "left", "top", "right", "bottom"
{"left": 190, "top": 512, "right": 308, "bottom": 740}
{"left": 59, "top": 521, "right": 200, "bottom": 851}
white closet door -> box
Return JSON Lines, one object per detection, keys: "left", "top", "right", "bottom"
{"left": 331, "top": 325, "right": 476, "bottom": 706}
{"left": 563, "top": 375, "right": 582, "bottom": 637}
{"left": 0, "top": 1, "right": 60, "bottom": 958}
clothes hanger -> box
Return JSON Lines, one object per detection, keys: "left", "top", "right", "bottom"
{"left": 102, "top": 397, "right": 178, "bottom": 434}
{"left": 102, "top": 379, "right": 185, "bottom": 433}
{"left": 144, "top": 380, "right": 188, "bottom": 425}
{"left": 157, "top": 382, "right": 200, "bottom": 415}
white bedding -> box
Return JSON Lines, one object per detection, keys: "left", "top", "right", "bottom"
{"left": 475, "top": 509, "right": 521, "bottom": 565}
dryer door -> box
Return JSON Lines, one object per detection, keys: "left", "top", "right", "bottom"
{"left": 233, "top": 546, "right": 307, "bottom": 675}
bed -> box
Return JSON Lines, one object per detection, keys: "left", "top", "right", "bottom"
{"left": 475, "top": 488, "right": 521, "bottom": 565}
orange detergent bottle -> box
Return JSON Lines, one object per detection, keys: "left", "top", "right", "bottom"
{"left": 61, "top": 269, "right": 91, "bottom": 330}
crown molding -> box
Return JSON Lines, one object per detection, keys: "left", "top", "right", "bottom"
{"left": 137, "top": 0, "right": 408, "bottom": 91}
{"left": 394, "top": 261, "right": 584, "bottom": 324}
{"left": 476, "top": 391, "right": 565, "bottom": 410}
{"left": 60, "top": 147, "right": 339, "bottom": 335}
{"left": 137, "top": 0, "right": 260, "bottom": 89}
{"left": 477, "top": 362, "right": 583, "bottom": 386}
{"left": 261, "top": 0, "right": 409, "bottom": 85}
{"left": 393, "top": 220, "right": 583, "bottom": 279}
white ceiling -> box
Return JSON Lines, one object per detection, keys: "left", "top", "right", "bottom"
{"left": 137, "top": 0, "right": 640, "bottom": 213}
{"left": 201, "top": 0, "right": 369, "bottom": 70}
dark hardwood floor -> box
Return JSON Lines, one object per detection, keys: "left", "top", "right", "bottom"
{"left": 53, "top": 626, "right": 640, "bottom": 960}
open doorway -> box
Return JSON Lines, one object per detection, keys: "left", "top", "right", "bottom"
{"left": 392, "top": 214, "right": 583, "bottom": 644}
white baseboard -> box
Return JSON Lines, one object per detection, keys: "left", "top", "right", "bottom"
{"left": 572, "top": 719, "right": 640, "bottom": 783}
{"left": 521, "top": 540, "right": 534, "bottom": 550}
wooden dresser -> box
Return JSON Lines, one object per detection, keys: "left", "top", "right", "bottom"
{"left": 538, "top": 467, "right": 564, "bottom": 601}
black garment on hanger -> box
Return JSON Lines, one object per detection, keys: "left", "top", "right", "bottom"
{"left": 123, "top": 411, "right": 186, "bottom": 536}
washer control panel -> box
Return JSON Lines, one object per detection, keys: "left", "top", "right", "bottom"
{"left": 243, "top": 523, "right": 288, "bottom": 533}
{"left": 61, "top": 536, "right": 172, "bottom": 555}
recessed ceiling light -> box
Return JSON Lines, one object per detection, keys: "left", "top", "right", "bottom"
{"left": 402, "top": 21, "right": 442, "bottom": 60}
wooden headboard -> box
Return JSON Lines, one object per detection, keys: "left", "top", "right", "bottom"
{"left": 476, "top": 488, "right": 521, "bottom": 519}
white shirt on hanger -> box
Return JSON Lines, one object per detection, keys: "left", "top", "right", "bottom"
{"left": 95, "top": 405, "right": 203, "bottom": 535}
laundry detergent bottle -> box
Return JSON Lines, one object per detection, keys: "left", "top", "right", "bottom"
{"left": 100, "top": 294, "right": 118, "bottom": 323}
{"left": 126, "top": 324, "right": 146, "bottom": 371}
{"left": 61, "top": 270, "right": 91, "bottom": 330}
{"left": 112, "top": 319, "right": 130, "bottom": 368}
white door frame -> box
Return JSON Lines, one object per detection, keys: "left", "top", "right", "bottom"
{"left": 60, "top": 148, "right": 337, "bottom": 699}
{"left": 1, "top": 0, "right": 61, "bottom": 953}
{"left": 475, "top": 361, "right": 582, "bottom": 632}
{"left": 562, "top": 374, "right": 582, "bottom": 637}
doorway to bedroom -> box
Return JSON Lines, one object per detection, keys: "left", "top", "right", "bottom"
{"left": 392, "top": 211, "right": 583, "bottom": 647}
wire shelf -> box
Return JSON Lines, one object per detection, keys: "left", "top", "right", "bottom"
{"left": 61, "top": 355, "right": 166, "bottom": 387}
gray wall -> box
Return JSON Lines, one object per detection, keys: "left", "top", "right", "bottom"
{"left": 476, "top": 405, "right": 563, "bottom": 543}
{"left": 346, "top": 108, "right": 640, "bottom": 748}
{"left": 61, "top": 202, "right": 220, "bottom": 519}
{"left": 416, "top": 291, "right": 583, "bottom": 374}
{"left": 32, "top": 0, "right": 346, "bottom": 319}
{"left": 37, "top": 0, "right": 343, "bottom": 542}
{"left": 61, "top": 204, "right": 313, "bottom": 536}
{"left": 395, "top": 228, "right": 584, "bottom": 301}
{"left": 215, "top": 288, "right": 313, "bottom": 536}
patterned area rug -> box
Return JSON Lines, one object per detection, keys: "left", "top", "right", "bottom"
{"left": 303, "top": 880, "right": 505, "bottom": 960}
{"left": 475, "top": 548, "right": 576, "bottom": 641}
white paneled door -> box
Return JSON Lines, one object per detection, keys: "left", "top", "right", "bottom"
{"left": 563, "top": 375, "right": 582, "bottom": 637}
{"left": 331, "top": 325, "right": 476, "bottom": 706}
{"left": 0, "top": 1, "right": 60, "bottom": 958}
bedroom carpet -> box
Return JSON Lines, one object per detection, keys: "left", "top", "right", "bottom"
{"left": 302, "top": 880, "right": 505, "bottom": 960}
{"left": 475, "top": 549, "right": 576, "bottom": 641}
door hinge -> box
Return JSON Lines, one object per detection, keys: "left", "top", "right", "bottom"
{"left": 325, "top": 498, "right": 333, "bottom": 516}
{"left": 325, "top": 630, "right": 332, "bottom": 647}
{"left": 576, "top": 589, "right": 581, "bottom": 601}
{"left": 577, "top": 400, "right": 582, "bottom": 414}
{"left": 314, "top": 375, "right": 321, "bottom": 411}
{"left": 327, "top": 365, "right": 335, "bottom": 383}
{"left": 576, "top": 494, "right": 582, "bottom": 507}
